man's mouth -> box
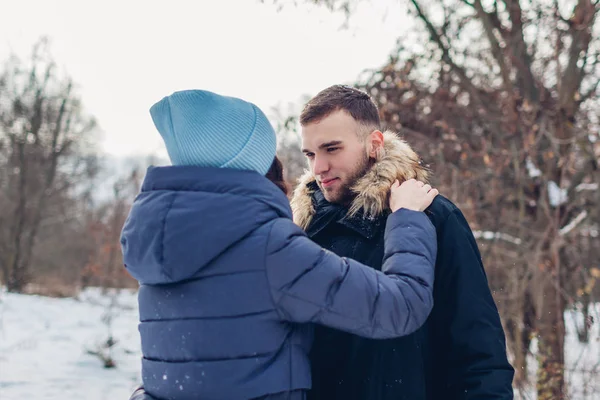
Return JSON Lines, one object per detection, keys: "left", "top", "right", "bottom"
{"left": 320, "top": 178, "right": 339, "bottom": 188}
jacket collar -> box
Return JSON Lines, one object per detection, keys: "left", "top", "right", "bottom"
{"left": 302, "top": 181, "right": 386, "bottom": 239}
{"left": 143, "top": 165, "right": 292, "bottom": 219}
{"left": 291, "top": 130, "right": 430, "bottom": 233}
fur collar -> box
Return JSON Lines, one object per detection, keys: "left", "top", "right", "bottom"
{"left": 290, "top": 130, "right": 430, "bottom": 230}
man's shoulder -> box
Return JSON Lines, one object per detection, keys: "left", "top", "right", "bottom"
{"left": 424, "top": 195, "right": 462, "bottom": 229}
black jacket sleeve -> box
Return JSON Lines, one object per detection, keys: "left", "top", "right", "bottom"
{"left": 433, "top": 209, "right": 514, "bottom": 399}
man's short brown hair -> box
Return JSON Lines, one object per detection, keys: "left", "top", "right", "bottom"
{"left": 300, "top": 85, "right": 381, "bottom": 133}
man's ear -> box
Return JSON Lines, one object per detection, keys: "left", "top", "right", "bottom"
{"left": 367, "top": 130, "right": 384, "bottom": 158}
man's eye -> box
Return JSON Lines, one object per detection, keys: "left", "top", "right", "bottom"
{"left": 327, "top": 147, "right": 339, "bottom": 153}
{"left": 305, "top": 153, "right": 315, "bottom": 158}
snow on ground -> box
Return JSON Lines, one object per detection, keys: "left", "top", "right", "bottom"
{"left": 0, "top": 288, "right": 598, "bottom": 400}
{"left": 515, "top": 303, "right": 600, "bottom": 400}
{"left": 0, "top": 288, "right": 142, "bottom": 400}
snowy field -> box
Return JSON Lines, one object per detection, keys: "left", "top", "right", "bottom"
{"left": 0, "top": 288, "right": 141, "bottom": 400}
{"left": 0, "top": 288, "right": 598, "bottom": 400}
{"left": 515, "top": 303, "right": 600, "bottom": 400}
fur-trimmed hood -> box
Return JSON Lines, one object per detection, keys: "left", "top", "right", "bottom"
{"left": 290, "top": 130, "right": 430, "bottom": 230}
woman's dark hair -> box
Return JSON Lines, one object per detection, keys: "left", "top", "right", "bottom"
{"left": 265, "top": 156, "right": 289, "bottom": 196}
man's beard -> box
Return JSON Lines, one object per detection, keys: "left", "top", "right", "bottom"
{"left": 321, "top": 153, "right": 372, "bottom": 206}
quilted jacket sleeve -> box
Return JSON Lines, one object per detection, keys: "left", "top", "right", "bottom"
{"left": 265, "top": 208, "right": 436, "bottom": 339}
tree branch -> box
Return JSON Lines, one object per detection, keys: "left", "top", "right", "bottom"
{"left": 410, "top": 0, "right": 484, "bottom": 105}
{"left": 502, "top": 0, "right": 539, "bottom": 103}
{"left": 558, "top": 0, "right": 596, "bottom": 117}
{"left": 559, "top": 210, "right": 588, "bottom": 236}
{"left": 473, "top": 230, "right": 523, "bottom": 245}
{"left": 473, "top": 0, "right": 513, "bottom": 92}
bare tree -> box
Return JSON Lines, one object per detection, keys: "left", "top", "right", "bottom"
{"left": 275, "top": 0, "right": 599, "bottom": 398}
{"left": 0, "top": 37, "right": 99, "bottom": 293}
{"left": 82, "top": 167, "right": 141, "bottom": 291}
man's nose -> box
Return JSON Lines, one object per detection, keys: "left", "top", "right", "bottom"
{"left": 312, "top": 155, "right": 329, "bottom": 176}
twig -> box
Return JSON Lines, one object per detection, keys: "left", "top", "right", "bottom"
{"left": 559, "top": 210, "right": 588, "bottom": 236}
{"left": 410, "top": 0, "right": 484, "bottom": 106}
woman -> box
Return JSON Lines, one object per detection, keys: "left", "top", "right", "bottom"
{"left": 122, "top": 89, "right": 438, "bottom": 400}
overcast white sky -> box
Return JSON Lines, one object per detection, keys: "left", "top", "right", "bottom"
{"left": 0, "top": 0, "right": 411, "bottom": 158}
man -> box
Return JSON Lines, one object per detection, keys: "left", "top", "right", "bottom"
{"left": 291, "top": 85, "right": 514, "bottom": 400}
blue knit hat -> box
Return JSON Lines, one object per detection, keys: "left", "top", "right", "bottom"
{"left": 150, "top": 90, "right": 277, "bottom": 175}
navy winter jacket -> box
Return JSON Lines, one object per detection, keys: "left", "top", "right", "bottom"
{"left": 291, "top": 132, "right": 514, "bottom": 400}
{"left": 121, "top": 166, "right": 437, "bottom": 400}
